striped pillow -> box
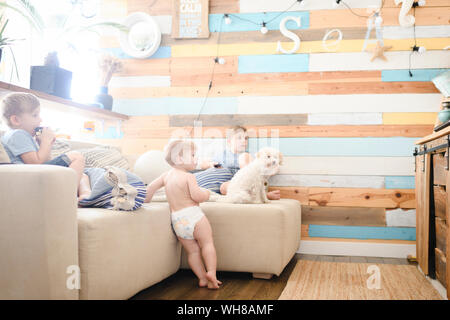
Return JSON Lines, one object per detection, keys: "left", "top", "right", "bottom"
{"left": 194, "top": 167, "right": 234, "bottom": 194}
{"left": 51, "top": 139, "right": 72, "bottom": 159}
{"left": 78, "top": 146, "right": 130, "bottom": 170}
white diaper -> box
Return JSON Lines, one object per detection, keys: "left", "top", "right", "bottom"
{"left": 171, "top": 206, "right": 205, "bottom": 240}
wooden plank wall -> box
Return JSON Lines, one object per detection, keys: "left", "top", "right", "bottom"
{"left": 97, "top": 0, "right": 450, "bottom": 253}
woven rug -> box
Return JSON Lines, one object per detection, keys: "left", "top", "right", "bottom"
{"left": 279, "top": 260, "right": 442, "bottom": 300}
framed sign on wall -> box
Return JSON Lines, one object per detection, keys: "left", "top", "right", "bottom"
{"left": 172, "top": 0, "right": 210, "bottom": 39}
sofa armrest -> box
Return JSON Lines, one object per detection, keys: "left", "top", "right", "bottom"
{"left": 0, "top": 165, "right": 79, "bottom": 299}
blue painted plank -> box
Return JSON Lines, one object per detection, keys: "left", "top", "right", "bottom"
{"left": 248, "top": 137, "right": 419, "bottom": 157}
{"left": 209, "top": 12, "right": 309, "bottom": 33}
{"left": 385, "top": 176, "right": 415, "bottom": 189}
{"left": 381, "top": 68, "right": 448, "bottom": 82}
{"left": 308, "top": 225, "right": 416, "bottom": 241}
{"left": 95, "top": 126, "right": 124, "bottom": 139}
{"left": 113, "top": 97, "right": 238, "bottom": 116}
{"left": 239, "top": 54, "right": 309, "bottom": 74}
{"left": 102, "top": 46, "right": 171, "bottom": 59}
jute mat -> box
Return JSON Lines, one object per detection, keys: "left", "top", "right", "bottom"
{"left": 279, "top": 260, "right": 442, "bottom": 300}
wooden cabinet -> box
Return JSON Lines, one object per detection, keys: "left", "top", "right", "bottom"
{"left": 415, "top": 127, "right": 450, "bottom": 299}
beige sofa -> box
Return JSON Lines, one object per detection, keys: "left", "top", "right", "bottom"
{"left": 0, "top": 141, "right": 301, "bottom": 300}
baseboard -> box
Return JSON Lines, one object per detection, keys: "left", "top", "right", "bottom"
{"left": 297, "top": 240, "right": 416, "bottom": 258}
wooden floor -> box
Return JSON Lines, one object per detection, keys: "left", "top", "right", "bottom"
{"left": 131, "top": 254, "right": 416, "bottom": 300}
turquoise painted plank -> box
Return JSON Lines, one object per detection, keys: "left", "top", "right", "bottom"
{"left": 209, "top": 12, "right": 309, "bottom": 33}
{"left": 239, "top": 54, "right": 309, "bottom": 74}
{"left": 385, "top": 176, "right": 415, "bottom": 189}
{"left": 95, "top": 126, "right": 124, "bottom": 139}
{"left": 308, "top": 225, "right": 416, "bottom": 241}
{"left": 248, "top": 137, "right": 420, "bottom": 157}
{"left": 382, "top": 68, "right": 448, "bottom": 82}
{"left": 102, "top": 46, "right": 171, "bottom": 59}
{"left": 113, "top": 97, "right": 238, "bottom": 116}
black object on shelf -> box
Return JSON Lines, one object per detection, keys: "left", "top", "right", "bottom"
{"left": 30, "top": 66, "right": 72, "bottom": 100}
{"left": 434, "top": 120, "right": 450, "bottom": 132}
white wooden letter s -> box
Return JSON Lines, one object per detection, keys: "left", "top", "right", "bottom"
{"left": 395, "top": 0, "right": 415, "bottom": 27}
{"left": 276, "top": 16, "right": 301, "bottom": 54}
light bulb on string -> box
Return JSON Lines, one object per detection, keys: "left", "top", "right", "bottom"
{"left": 412, "top": 45, "right": 426, "bottom": 53}
{"left": 332, "top": 0, "right": 341, "bottom": 8}
{"left": 260, "top": 22, "right": 268, "bottom": 34}
{"left": 224, "top": 14, "right": 232, "bottom": 25}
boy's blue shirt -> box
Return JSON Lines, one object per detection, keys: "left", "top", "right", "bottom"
{"left": 1, "top": 129, "right": 39, "bottom": 164}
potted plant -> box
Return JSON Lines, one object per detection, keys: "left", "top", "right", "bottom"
{"left": 95, "top": 53, "right": 122, "bottom": 110}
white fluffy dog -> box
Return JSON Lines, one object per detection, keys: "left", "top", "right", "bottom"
{"left": 217, "top": 147, "right": 283, "bottom": 204}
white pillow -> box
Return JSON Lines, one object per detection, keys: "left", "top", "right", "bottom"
{"left": 134, "top": 150, "right": 171, "bottom": 184}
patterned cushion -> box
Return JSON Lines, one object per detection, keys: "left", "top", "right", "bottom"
{"left": 78, "top": 146, "right": 130, "bottom": 170}
{"left": 51, "top": 139, "right": 72, "bottom": 159}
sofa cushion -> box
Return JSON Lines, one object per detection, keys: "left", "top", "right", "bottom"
{"left": 133, "top": 150, "right": 171, "bottom": 184}
{"left": 51, "top": 139, "right": 72, "bottom": 159}
{"left": 78, "top": 146, "right": 130, "bottom": 170}
{"left": 77, "top": 202, "right": 181, "bottom": 300}
{"left": 0, "top": 142, "right": 11, "bottom": 164}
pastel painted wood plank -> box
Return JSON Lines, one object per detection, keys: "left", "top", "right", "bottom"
{"left": 169, "top": 114, "right": 308, "bottom": 127}
{"left": 307, "top": 187, "right": 416, "bottom": 209}
{"left": 383, "top": 113, "right": 438, "bottom": 124}
{"left": 124, "top": 115, "right": 170, "bottom": 128}
{"left": 385, "top": 176, "right": 416, "bottom": 189}
{"left": 308, "top": 81, "right": 439, "bottom": 95}
{"left": 385, "top": 209, "right": 416, "bottom": 227}
{"left": 269, "top": 174, "right": 385, "bottom": 189}
{"left": 102, "top": 46, "right": 172, "bottom": 59}
{"left": 238, "top": 54, "right": 309, "bottom": 73}
{"left": 99, "top": 0, "right": 127, "bottom": 18}
{"left": 279, "top": 156, "right": 415, "bottom": 176}
{"left": 250, "top": 137, "right": 419, "bottom": 157}
{"left": 381, "top": 69, "right": 448, "bottom": 82}
{"left": 298, "top": 239, "right": 416, "bottom": 258}
{"left": 116, "top": 59, "right": 171, "bottom": 76}
{"left": 310, "top": 8, "right": 450, "bottom": 28}
{"left": 109, "top": 76, "right": 171, "bottom": 88}
{"left": 308, "top": 113, "right": 383, "bottom": 125}
{"left": 172, "top": 70, "right": 381, "bottom": 87}
{"left": 209, "top": 12, "right": 309, "bottom": 33}
{"left": 384, "top": 26, "right": 450, "bottom": 39}
{"left": 309, "top": 51, "right": 450, "bottom": 72}
{"left": 111, "top": 83, "right": 309, "bottom": 98}
{"left": 240, "top": 0, "right": 449, "bottom": 12}
{"left": 272, "top": 186, "right": 416, "bottom": 208}
{"left": 96, "top": 138, "right": 169, "bottom": 155}
{"left": 301, "top": 206, "right": 386, "bottom": 227}
{"left": 307, "top": 225, "right": 416, "bottom": 241}
{"left": 113, "top": 97, "right": 238, "bottom": 116}
{"left": 238, "top": 94, "right": 442, "bottom": 114}
{"left": 171, "top": 56, "right": 238, "bottom": 75}
{"left": 127, "top": 0, "right": 172, "bottom": 15}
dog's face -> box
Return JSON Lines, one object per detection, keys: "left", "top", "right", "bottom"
{"left": 256, "top": 147, "right": 283, "bottom": 176}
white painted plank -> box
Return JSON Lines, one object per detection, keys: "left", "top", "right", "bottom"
{"left": 109, "top": 76, "right": 171, "bottom": 88}
{"left": 298, "top": 240, "right": 416, "bottom": 258}
{"left": 237, "top": 94, "right": 442, "bottom": 114}
{"left": 240, "top": 0, "right": 382, "bottom": 13}
{"left": 384, "top": 26, "right": 450, "bottom": 39}
{"left": 269, "top": 174, "right": 385, "bottom": 188}
{"left": 309, "top": 51, "right": 450, "bottom": 72}
{"left": 308, "top": 113, "right": 383, "bottom": 125}
{"left": 385, "top": 209, "right": 416, "bottom": 227}
{"left": 280, "top": 156, "right": 415, "bottom": 176}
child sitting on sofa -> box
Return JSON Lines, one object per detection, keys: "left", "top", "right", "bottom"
{"left": 0, "top": 92, "right": 90, "bottom": 200}
{"left": 145, "top": 140, "right": 222, "bottom": 289}
{"left": 195, "top": 125, "right": 281, "bottom": 199}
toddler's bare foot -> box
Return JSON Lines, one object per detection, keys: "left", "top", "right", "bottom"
{"left": 206, "top": 271, "right": 222, "bottom": 289}
{"left": 267, "top": 190, "right": 281, "bottom": 200}
{"left": 199, "top": 278, "right": 208, "bottom": 287}
{"left": 78, "top": 191, "right": 91, "bottom": 202}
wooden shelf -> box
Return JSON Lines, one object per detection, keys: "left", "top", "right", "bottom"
{"left": 416, "top": 126, "right": 450, "bottom": 145}
{"left": 0, "top": 81, "right": 129, "bottom": 121}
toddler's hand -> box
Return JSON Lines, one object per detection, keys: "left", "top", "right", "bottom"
{"left": 38, "top": 127, "right": 56, "bottom": 145}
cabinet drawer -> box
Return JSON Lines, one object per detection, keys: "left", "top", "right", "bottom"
{"left": 435, "top": 248, "right": 447, "bottom": 288}
{"left": 436, "top": 217, "right": 447, "bottom": 254}
{"left": 433, "top": 151, "right": 448, "bottom": 186}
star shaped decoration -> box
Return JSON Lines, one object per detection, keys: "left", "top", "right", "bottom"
{"left": 367, "top": 40, "right": 392, "bottom": 62}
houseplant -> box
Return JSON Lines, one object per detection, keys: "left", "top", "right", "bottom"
{"left": 95, "top": 53, "right": 122, "bottom": 110}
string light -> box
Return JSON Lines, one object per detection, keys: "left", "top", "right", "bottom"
{"left": 409, "top": 3, "right": 426, "bottom": 77}
{"left": 224, "top": 14, "right": 232, "bottom": 25}
{"left": 260, "top": 22, "right": 268, "bottom": 34}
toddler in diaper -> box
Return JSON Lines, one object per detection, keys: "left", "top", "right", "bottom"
{"left": 145, "top": 140, "right": 222, "bottom": 289}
